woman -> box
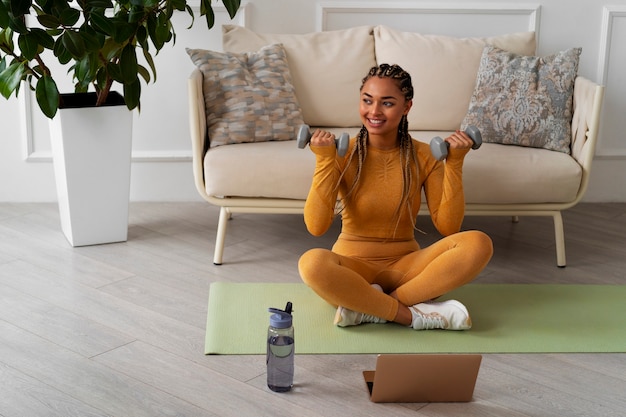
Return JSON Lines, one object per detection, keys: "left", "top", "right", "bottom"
{"left": 298, "top": 64, "right": 493, "bottom": 330}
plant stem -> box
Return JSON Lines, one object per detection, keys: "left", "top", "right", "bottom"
{"left": 34, "top": 54, "right": 51, "bottom": 78}
{"left": 96, "top": 76, "right": 113, "bottom": 106}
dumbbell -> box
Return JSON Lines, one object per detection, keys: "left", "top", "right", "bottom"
{"left": 297, "top": 124, "right": 349, "bottom": 157}
{"left": 430, "top": 126, "right": 482, "bottom": 161}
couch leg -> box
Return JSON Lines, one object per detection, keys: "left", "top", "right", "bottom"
{"left": 553, "top": 211, "right": 566, "bottom": 268}
{"left": 213, "top": 207, "right": 230, "bottom": 265}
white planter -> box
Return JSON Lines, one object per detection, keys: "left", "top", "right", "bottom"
{"left": 49, "top": 95, "right": 132, "bottom": 246}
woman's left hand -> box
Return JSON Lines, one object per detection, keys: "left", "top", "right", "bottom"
{"left": 445, "top": 130, "right": 474, "bottom": 150}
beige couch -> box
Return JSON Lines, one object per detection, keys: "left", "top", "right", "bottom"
{"left": 188, "top": 25, "right": 604, "bottom": 266}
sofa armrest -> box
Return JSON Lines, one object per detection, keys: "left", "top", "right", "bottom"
{"left": 570, "top": 76, "right": 605, "bottom": 204}
{"left": 188, "top": 69, "right": 211, "bottom": 201}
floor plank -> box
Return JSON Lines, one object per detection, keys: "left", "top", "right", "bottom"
{"left": 0, "top": 320, "right": 214, "bottom": 417}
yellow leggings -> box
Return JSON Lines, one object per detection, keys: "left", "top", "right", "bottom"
{"left": 298, "top": 230, "right": 493, "bottom": 321}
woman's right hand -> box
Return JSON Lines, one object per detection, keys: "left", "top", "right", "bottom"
{"left": 310, "top": 129, "right": 336, "bottom": 148}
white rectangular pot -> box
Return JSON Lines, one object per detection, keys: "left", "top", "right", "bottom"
{"left": 49, "top": 95, "right": 132, "bottom": 246}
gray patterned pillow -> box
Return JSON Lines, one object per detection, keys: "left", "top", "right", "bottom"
{"left": 187, "top": 44, "right": 303, "bottom": 147}
{"left": 461, "top": 45, "right": 581, "bottom": 153}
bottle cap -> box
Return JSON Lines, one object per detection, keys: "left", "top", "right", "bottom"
{"left": 268, "top": 302, "right": 293, "bottom": 329}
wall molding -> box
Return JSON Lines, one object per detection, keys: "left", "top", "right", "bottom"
{"left": 597, "top": 5, "right": 626, "bottom": 158}
{"left": 597, "top": 5, "right": 626, "bottom": 86}
{"left": 21, "top": 3, "right": 248, "bottom": 163}
{"left": 316, "top": 2, "right": 541, "bottom": 38}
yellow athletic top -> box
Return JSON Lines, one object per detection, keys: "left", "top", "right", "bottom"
{"left": 304, "top": 137, "right": 469, "bottom": 241}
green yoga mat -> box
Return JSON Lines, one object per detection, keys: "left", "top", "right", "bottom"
{"left": 205, "top": 282, "right": 626, "bottom": 355}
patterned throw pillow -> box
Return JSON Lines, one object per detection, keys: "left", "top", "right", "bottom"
{"left": 461, "top": 45, "right": 581, "bottom": 153}
{"left": 186, "top": 44, "right": 303, "bottom": 147}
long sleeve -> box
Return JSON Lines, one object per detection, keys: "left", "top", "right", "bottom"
{"left": 420, "top": 143, "right": 469, "bottom": 236}
{"left": 303, "top": 145, "right": 343, "bottom": 236}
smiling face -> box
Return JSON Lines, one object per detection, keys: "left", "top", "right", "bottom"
{"left": 359, "top": 76, "right": 413, "bottom": 144}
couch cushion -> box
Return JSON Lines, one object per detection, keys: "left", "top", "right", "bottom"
{"left": 461, "top": 142, "right": 582, "bottom": 204}
{"left": 222, "top": 25, "right": 376, "bottom": 127}
{"left": 461, "top": 45, "right": 581, "bottom": 154}
{"left": 204, "top": 140, "right": 316, "bottom": 200}
{"left": 187, "top": 44, "right": 303, "bottom": 148}
{"left": 204, "top": 129, "right": 582, "bottom": 204}
{"left": 373, "top": 26, "right": 536, "bottom": 131}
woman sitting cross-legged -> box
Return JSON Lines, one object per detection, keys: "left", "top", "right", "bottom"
{"left": 298, "top": 64, "right": 493, "bottom": 330}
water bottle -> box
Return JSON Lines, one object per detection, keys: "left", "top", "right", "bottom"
{"left": 267, "top": 302, "right": 294, "bottom": 392}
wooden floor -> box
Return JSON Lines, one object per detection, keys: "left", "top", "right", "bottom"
{"left": 0, "top": 202, "right": 625, "bottom": 417}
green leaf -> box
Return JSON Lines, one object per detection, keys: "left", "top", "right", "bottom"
{"left": 83, "top": 0, "right": 114, "bottom": 9}
{"left": 119, "top": 43, "right": 137, "bottom": 84}
{"left": 154, "top": 12, "right": 171, "bottom": 51}
{"left": 199, "top": 0, "right": 208, "bottom": 14}
{"left": 128, "top": 5, "right": 144, "bottom": 23}
{"left": 95, "top": 66, "right": 107, "bottom": 90}
{"left": 35, "top": 74, "right": 59, "bottom": 118}
{"left": 146, "top": 13, "right": 157, "bottom": 46}
{"left": 46, "top": 27, "right": 63, "bottom": 37}
{"left": 171, "top": 0, "right": 186, "bottom": 12}
{"left": 222, "top": 0, "right": 241, "bottom": 19}
{"left": 200, "top": 0, "right": 215, "bottom": 29}
{"left": 100, "top": 37, "right": 121, "bottom": 61}
{"left": 36, "top": 14, "right": 60, "bottom": 29}
{"left": 164, "top": 2, "right": 174, "bottom": 20}
{"left": 142, "top": 47, "right": 156, "bottom": 82}
{"left": 30, "top": 64, "right": 45, "bottom": 77}
{"left": 29, "top": 28, "right": 55, "bottom": 50}
{"left": 0, "top": 1, "right": 10, "bottom": 29}
{"left": 53, "top": 36, "right": 72, "bottom": 64}
{"left": 0, "top": 27, "right": 15, "bottom": 53}
{"left": 17, "top": 33, "right": 39, "bottom": 60}
{"left": 123, "top": 76, "right": 140, "bottom": 110}
{"left": 61, "top": 30, "right": 86, "bottom": 59}
{"left": 78, "top": 25, "right": 103, "bottom": 52}
{"left": 137, "top": 63, "right": 150, "bottom": 84}
{"left": 182, "top": 5, "right": 195, "bottom": 29}
{"left": 113, "top": 19, "right": 135, "bottom": 44}
{"left": 74, "top": 80, "right": 89, "bottom": 93}
{"left": 8, "top": 13, "right": 28, "bottom": 33}
{"left": 59, "top": 7, "right": 80, "bottom": 26}
{"left": 0, "top": 60, "right": 26, "bottom": 98}
{"left": 106, "top": 61, "right": 123, "bottom": 83}
{"left": 136, "top": 24, "right": 147, "bottom": 50}
{"left": 74, "top": 55, "right": 91, "bottom": 84}
{"left": 90, "top": 12, "right": 116, "bottom": 36}
{"left": 8, "top": 0, "right": 32, "bottom": 17}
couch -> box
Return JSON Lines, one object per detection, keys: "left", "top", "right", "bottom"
{"left": 187, "top": 25, "right": 604, "bottom": 267}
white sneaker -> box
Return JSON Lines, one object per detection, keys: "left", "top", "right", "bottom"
{"left": 334, "top": 307, "right": 387, "bottom": 327}
{"left": 409, "top": 300, "right": 472, "bottom": 330}
{"left": 334, "top": 284, "right": 387, "bottom": 327}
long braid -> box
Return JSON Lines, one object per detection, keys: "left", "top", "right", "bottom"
{"left": 396, "top": 113, "right": 419, "bottom": 232}
{"left": 336, "top": 125, "right": 367, "bottom": 204}
{"left": 337, "top": 64, "right": 419, "bottom": 233}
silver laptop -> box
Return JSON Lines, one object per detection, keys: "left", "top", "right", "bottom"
{"left": 363, "top": 354, "right": 482, "bottom": 403}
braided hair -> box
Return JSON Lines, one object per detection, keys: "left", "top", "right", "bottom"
{"left": 337, "top": 64, "right": 420, "bottom": 233}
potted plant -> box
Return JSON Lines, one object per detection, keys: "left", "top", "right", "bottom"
{"left": 0, "top": 0, "right": 240, "bottom": 246}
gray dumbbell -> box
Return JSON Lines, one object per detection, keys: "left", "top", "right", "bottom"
{"left": 430, "top": 126, "right": 483, "bottom": 161}
{"left": 297, "top": 124, "right": 349, "bottom": 157}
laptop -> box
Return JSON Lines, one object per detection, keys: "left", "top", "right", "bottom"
{"left": 363, "top": 354, "right": 482, "bottom": 403}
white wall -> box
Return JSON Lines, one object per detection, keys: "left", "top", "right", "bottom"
{"left": 1, "top": 0, "right": 625, "bottom": 202}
